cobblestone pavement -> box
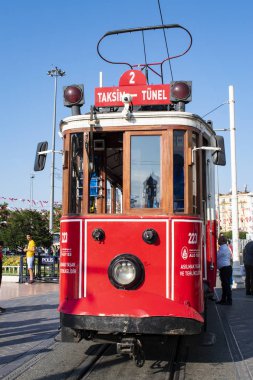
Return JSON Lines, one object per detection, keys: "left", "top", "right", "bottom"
{"left": 0, "top": 285, "right": 59, "bottom": 379}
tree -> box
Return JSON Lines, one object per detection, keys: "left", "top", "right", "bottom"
{"left": 53, "top": 204, "right": 62, "bottom": 232}
{"left": 222, "top": 231, "right": 232, "bottom": 240}
{"left": 0, "top": 203, "right": 10, "bottom": 223}
{"left": 222, "top": 230, "right": 247, "bottom": 240}
{"left": 0, "top": 209, "right": 52, "bottom": 250}
{"left": 239, "top": 231, "right": 247, "bottom": 240}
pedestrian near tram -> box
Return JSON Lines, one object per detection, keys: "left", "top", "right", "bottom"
{"left": 24, "top": 234, "right": 36, "bottom": 284}
{"left": 0, "top": 241, "right": 6, "bottom": 313}
{"left": 243, "top": 240, "right": 253, "bottom": 296}
{"left": 216, "top": 235, "right": 233, "bottom": 305}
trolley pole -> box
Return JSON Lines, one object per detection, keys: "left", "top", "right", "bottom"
{"left": 229, "top": 85, "right": 243, "bottom": 287}
{"left": 48, "top": 67, "right": 65, "bottom": 233}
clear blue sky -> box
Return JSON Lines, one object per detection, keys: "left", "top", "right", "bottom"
{"left": 0, "top": 0, "right": 252, "bottom": 210}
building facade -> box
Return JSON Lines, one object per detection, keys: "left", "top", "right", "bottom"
{"left": 216, "top": 191, "right": 253, "bottom": 237}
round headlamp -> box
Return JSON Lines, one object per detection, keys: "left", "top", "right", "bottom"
{"left": 108, "top": 254, "right": 144, "bottom": 290}
{"left": 170, "top": 81, "right": 192, "bottom": 103}
{"left": 64, "top": 85, "right": 83, "bottom": 104}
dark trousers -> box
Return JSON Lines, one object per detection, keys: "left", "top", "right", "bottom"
{"left": 245, "top": 265, "right": 253, "bottom": 294}
{"left": 219, "top": 265, "right": 232, "bottom": 303}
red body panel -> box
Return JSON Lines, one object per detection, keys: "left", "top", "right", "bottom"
{"left": 59, "top": 215, "right": 208, "bottom": 325}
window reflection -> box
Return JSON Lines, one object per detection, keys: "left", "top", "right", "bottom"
{"left": 131, "top": 136, "right": 160, "bottom": 208}
{"left": 173, "top": 131, "right": 185, "bottom": 212}
{"left": 70, "top": 133, "right": 83, "bottom": 214}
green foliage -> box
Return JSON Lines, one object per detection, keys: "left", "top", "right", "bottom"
{"left": 53, "top": 205, "right": 62, "bottom": 232}
{"left": 2, "top": 256, "right": 21, "bottom": 266}
{"left": 222, "top": 231, "right": 232, "bottom": 239}
{"left": 222, "top": 230, "right": 247, "bottom": 240}
{"left": 0, "top": 203, "right": 10, "bottom": 222}
{"left": 0, "top": 208, "right": 52, "bottom": 250}
{"left": 239, "top": 231, "right": 247, "bottom": 239}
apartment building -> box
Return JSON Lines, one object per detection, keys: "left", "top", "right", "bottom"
{"left": 216, "top": 191, "right": 253, "bottom": 237}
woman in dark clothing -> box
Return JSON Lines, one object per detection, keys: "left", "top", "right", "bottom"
{"left": 243, "top": 241, "right": 253, "bottom": 296}
{"left": 216, "top": 235, "right": 232, "bottom": 305}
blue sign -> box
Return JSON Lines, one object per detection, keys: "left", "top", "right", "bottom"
{"left": 41, "top": 256, "right": 55, "bottom": 265}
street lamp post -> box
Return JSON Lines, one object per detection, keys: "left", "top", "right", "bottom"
{"left": 47, "top": 66, "right": 65, "bottom": 232}
{"left": 204, "top": 86, "right": 243, "bottom": 286}
{"left": 228, "top": 85, "right": 243, "bottom": 287}
{"left": 30, "top": 173, "right": 35, "bottom": 209}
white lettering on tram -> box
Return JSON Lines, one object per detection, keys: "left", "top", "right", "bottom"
{"left": 96, "top": 88, "right": 168, "bottom": 103}
{"left": 97, "top": 90, "right": 125, "bottom": 103}
{"left": 142, "top": 89, "right": 168, "bottom": 101}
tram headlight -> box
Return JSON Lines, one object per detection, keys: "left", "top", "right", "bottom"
{"left": 170, "top": 81, "right": 192, "bottom": 103}
{"left": 63, "top": 85, "right": 84, "bottom": 106}
{"left": 63, "top": 84, "right": 84, "bottom": 116}
{"left": 108, "top": 254, "right": 144, "bottom": 290}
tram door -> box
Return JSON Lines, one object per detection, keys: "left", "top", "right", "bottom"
{"left": 202, "top": 137, "right": 216, "bottom": 289}
{"left": 89, "top": 132, "right": 123, "bottom": 215}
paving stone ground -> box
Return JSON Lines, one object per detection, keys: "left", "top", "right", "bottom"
{"left": 0, "top": 283, "right": 59, "bottom": 379}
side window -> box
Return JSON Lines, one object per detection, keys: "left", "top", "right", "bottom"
{"left": 130, "top": 135, "right": 161, "bottom": 208}
{"left": 192, "top": 132, "right": 199, "bottom": 214}
{"left": 70, "top": 133, "right": 83, "bottom": 214}
{"left": 173, "top": 131, "right": 185, "bottom": 212}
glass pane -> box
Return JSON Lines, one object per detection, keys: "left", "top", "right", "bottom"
{"left": 192, "top": 133, "right": 198, "bottom": 214}
{"left": 131, "top": 136, "right": 160, "bottom": 208}
{"left": 106, "top": 181, "right": 122, "bottom": 214}
{"left": 70, "top": 133, "right": 83, "bottom": 214}
{"left": 173, "top": 131, "right": 185, "bottom": 212}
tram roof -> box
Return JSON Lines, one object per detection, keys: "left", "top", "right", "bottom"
{"left": 60, "top": 111, "right": 215, "bottom": 138}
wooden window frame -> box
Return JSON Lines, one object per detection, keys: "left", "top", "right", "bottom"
{"left": 62, "top": 133, "right": 70, "bottom": 216}
{"left": 123, "top": 130, "right": 169, "bottom": 215}
{"left": 185, "top": 129, "right": 202, "bottom": 217}
{"left": 62, "top": 126, "right": 202, "bottom": 218}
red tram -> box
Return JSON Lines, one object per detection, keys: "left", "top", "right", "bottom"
{"left": 35, "top": 24, "right": 226, "bottom": 364}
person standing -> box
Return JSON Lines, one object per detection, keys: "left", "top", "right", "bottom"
{"left": 243, "top": 240, "right": 253, "bottom": 296}
{"left": 24, "top": 234, "right": 36, "bottom": 284}
{"left": 0, "top": 241, "right": 6, "bottom": 313}
{"left": 216, "top": 235, "right": 233, "bottom": 305}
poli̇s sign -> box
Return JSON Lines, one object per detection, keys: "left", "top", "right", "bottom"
{"left": 95, "top": 70, "right": 171, "bottom": 107}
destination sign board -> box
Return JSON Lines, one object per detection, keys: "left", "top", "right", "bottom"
{"left": 95, "top": 84, "right": 170, "bottom": 107}
{"left": 95, "top": 69, "right": 171, "bottom": 107}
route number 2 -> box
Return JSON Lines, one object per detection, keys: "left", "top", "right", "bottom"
{"left": 188, "top": 232, "right": 197, "bottom": 244}
{"left": 129, "top": 71, "right": 135, "bottom": 84}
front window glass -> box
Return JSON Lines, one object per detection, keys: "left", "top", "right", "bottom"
{"left": 173, "top": 131, "right": 185, "bottom": 212}
{"left": 70, "top": 133, "right": 83, "bottom": 214}
{"left": 130, "top": 135, "right": 161, "bottom": 208}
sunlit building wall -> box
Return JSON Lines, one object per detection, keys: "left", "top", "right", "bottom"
{"left": 216, "top": 191, "right": 253, "bottom": 235}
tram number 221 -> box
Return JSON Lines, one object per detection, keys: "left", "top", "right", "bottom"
{"left": 188, "top": 233, "right": 198, "bottom": 245}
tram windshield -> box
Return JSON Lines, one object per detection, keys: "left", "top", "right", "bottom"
{"left": 130, "top": 135, "right": 161, "bottom": 208}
